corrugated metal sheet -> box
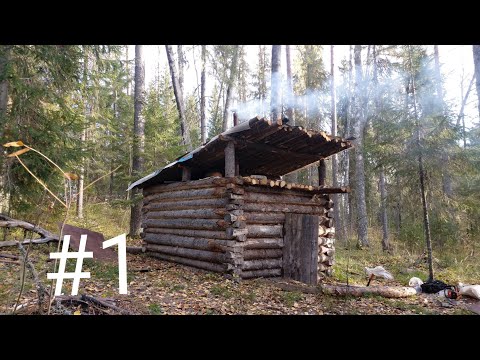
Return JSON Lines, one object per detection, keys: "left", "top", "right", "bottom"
{"left": 128, "top": 117, "right": 352, "bottom": 190}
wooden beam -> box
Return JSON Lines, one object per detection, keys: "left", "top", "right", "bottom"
{"left": 181, "top": 166, "right": 191, "bottom": 181}
{"left": 318, "top": 159, "right": 326, "bottom": 186}
{"left": 224, "top": 141, "right": 236, "bottom": 178}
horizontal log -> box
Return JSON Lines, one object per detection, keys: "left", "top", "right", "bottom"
{"left": 243, "top": 203, "right": 326, "bottom": 215}
{"left": 126, "top": 246, "right": 143, "bottom": 254}
{"left": 243, "top": 258, "right": 282, "bottom": 270}
{"left": 244, "top": 238, "right": 283, "bottom": 249}
{"left": 245, "top": 185, "right": 329, "bottom": 199}
{"left": 143, "top": 198, "right": 227, "bottom": 211}
{"left": 241, "top": 268, "right": 282, "bottom": 279}
{"left": 146, "top": 209, "right": 224, "bottom": 220}
{"left": 225, "top": 228, "right": 248, "bottom": 240}
{"left": 244, "top": 191, "right": 328, "bottom": 206}
{"left": 247, "top": 225, "right": 283, "bottom": 238}
{"left": 244, "top": 249, "right": 283, "bottom": 260}
{"left": 321, "top": 284, "right": 418, "bottom": 298}
{"left": 144, "top": 188, "right": 226, "bottom": 203}
{"left": 146, "top": 244, "right": 225, "bottom": 263}
{"left": 148, "top": 252, "right": 228, "bottom": 273}
{"left": 269, "top": 279, "right": 417, "bottom": 298}
{"left": 245, "top": 212, "right": 284, "bottom": 224}
{"left": 142, "top": 228, "right": 231, "bottom": 239}
{"left": 144, "top": 219, "right": 227, "bottom": 230}
{"left": 143, "top": 233, "right": 235, "bottom": 251}
{"left": 318, "top": 254, "right": 334, "bottom": 264}
{"left": 224, "top": 214, "right": 247, "bottom": 223}
{"left": 143, "top": 177, "right": 240, "bottom": 195}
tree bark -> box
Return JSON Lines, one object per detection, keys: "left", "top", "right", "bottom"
{"left": 222, "top": 46, "right": 240, "bottom": 131}
{"left": 129, "top": 45, "right": 146, "bottom": 237}
{"left": 177, "top": 45, "right": 185, "bottom": 100}
{"left": 200, "top": 45, "right": 207, "bottom": 143}
{"left": 0, "top": 46, "right": 11, "bottom": 214}
{"left": 270, "top": 45, "right": 282, "bottom": 122}
{"left": 379, "top": 167, "right": 390, "bottom": 251}
{"left": 165, "top": 45, "right": 192, "bottom": 151}
{"left": 353, "top": 45, "right": 369, "bottom": 247}
{"left": 473, "top": 45, "right": 480, "bottom": 121}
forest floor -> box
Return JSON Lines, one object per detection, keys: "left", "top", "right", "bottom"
{"left": 1, "top": 204, "right": 479, "bottom": 315}
{"left": 1, "top": 245, "right": 479, "bottom": 315}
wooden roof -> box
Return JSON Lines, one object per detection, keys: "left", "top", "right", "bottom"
{"left": 128, "top": 117, "right": 353, "bottom": 190}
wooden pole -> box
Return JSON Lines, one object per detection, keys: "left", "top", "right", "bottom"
{"left": 224, "top": 141, "right": 236, "bottom": 178}
{"left": 181, "top": 166, "right": 191, "bottom": 181}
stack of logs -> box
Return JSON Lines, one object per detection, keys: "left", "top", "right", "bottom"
{"left": 141, "top": 177, "right": 242, "bottom": 274}
{"left": 141, "top": 175, "right": 337, "bottom": 280}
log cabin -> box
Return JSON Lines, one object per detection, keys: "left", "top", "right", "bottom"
{"left": 127, "top": 116, "right": 353, "bottom": 285}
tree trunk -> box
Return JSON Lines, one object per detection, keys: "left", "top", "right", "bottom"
{"left": 330, "top": 45, "right": 343, "bottom": 246}
{"left": 379, "top": 167, "right": 390, "bottom": 251}
{"left": 165, "top": 45, "right": 192, "bottom": 151}
{"left": 177, "top": 45, "right": 184, "bottom": 100}
{"left": 76, "top": 48, "right": 89, "bottom": 219}
{"left": 200, "top": 45, "right": 207, "bottom": 143}
{"left": 270, "top": 45, "right": 282, "bottom": 122}
{"left": 353, "top": 45, "right": 369, "bottom": 247}
{"left": 222, "top": 45, "right": 240, "bottom": 131}
{"left": 129, "top": 45, "right": 146, "bottom": 237}
{"left": 0, "top": 46, "right": 11, "bottom": 214}
{"left": 474, "top": 45, "right": 480, "bottom": 120}
{"left": 408, "top": 46, "right": 434, "bottom": 282}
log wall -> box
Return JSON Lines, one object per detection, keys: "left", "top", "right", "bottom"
{"left": 242, "top": 184, "right": 335, "bottom": 280}
{"left": 141, "top": 176, "right": 336, "bottom": 282}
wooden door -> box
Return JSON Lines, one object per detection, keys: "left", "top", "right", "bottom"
{"left": 283, "top": 213, "right": 319, "bottom": 285}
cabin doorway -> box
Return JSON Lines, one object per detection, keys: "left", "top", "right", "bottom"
{"left": 283, "top": 213, "right": 319, "bottom": 285}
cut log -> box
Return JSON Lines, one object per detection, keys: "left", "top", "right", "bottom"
{"left": 244, "top": 249, "right": 283, "bottom": 260}
{"left": 244, "top": 191, "right": 327, "bottom": 206}
{"left": 267, "top": 279, "right": 418, "bottom": 298}
{"left": 144, "top": 188, "right": 225, "bottom": 203}
{"left": 143, "top": 177, "right": 243, "bottom": 195}
{"left": 148, "top": 252, "right": 228, "bottom": 273}
{"left": 244, "top": 238, "right": 283, "bottom": 249}
{"left": 320, "top": 284, "right": 417, "bottom": 298}
{"left": 243, "top": 258, "right": 282, "bottom": 270}
{"left": 126, "top": 246, "right": 143, "bottom": 254}
{"left": 247, "top": 225, "right": 283, "bottom": 238}
{"left": 143, "top": 233, "right": 235, "bottom": 251}
{"left": 241, "top": 268, "right": 282, "bottom": 279}
{"left": 144, "top": 218, "right": 227, "bottom": 230}
{"left": 146, "top": 208, "right": 224, "bottom": 220}
{"left": 243, "top": 202, "right": 327, "bottom": 215}
{"left": 319, "top": 246, "right": 335, "bottom": 256}
{"left": 142, "top": 228, "right": 230, "bottom": 240}
{"left": 245, "top": 212, "right": 285, "bottom": 224}
{"left": 146, "top": 244, "right": 225, "bottom": 263}
{"left": 143, "top": 198, "right": 227, "bottom": 211}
